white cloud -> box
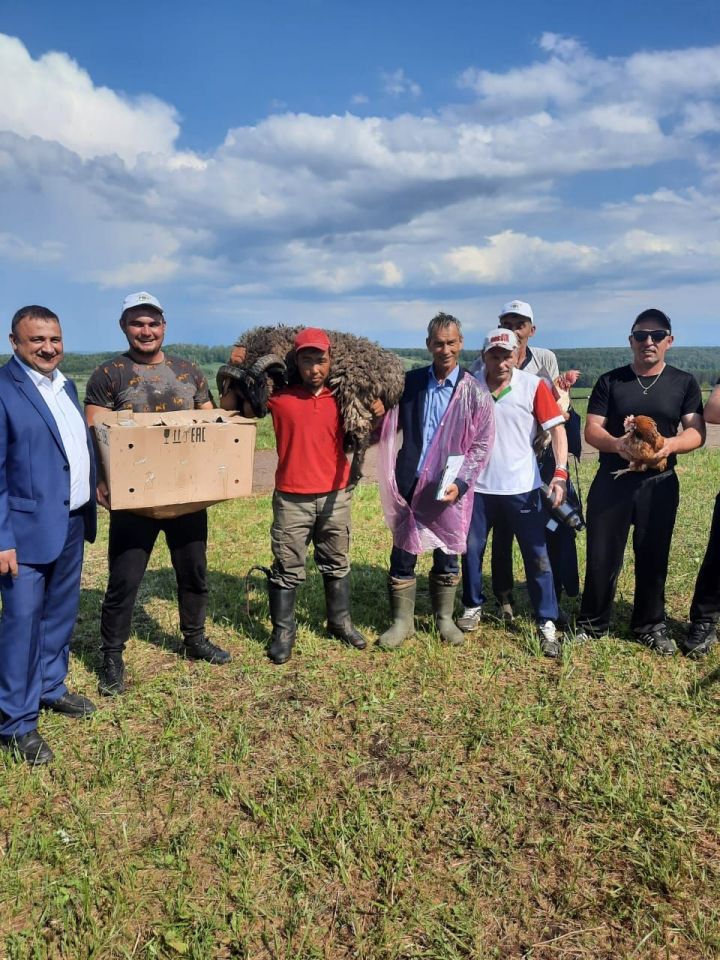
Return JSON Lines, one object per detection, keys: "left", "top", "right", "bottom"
{"left": 382, "top": 68, "right": 422, "bottom": 98}
{"left": 0, "top": 35, "right": 182, "bottom": 165}
{"left": 2, "top": 31, "right": 720, "bottom": 345}
{"left": 93, "top": 255, "right": 181, "bottom": 289}
{"left": 378, "top": 260, "right": 403, "bottom": 286}
{"left": 443, "top": 231, "right": 601, "bottom": 284}
{"left": 679, "top": 101, "right": 720, "bottom": 136}
{"left": 0, "top": 231, "right": 64, "bottom": 262}
{"left": 626, "top": 46, "right": 720, "bottom": 100}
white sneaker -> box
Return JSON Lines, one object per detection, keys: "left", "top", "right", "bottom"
{"left": 457, "top": 606, "right": 483, "bottom": 632}
{"left": 537, "top": 620, "right": 560, "bottom": 658}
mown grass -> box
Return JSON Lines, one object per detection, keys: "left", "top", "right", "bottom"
{"left": 1, "top": 454, "right": 719, "bottom": 959}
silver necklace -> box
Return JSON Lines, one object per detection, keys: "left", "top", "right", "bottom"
{"left": 634, "top": 364, "right": 665, "bottom": 394}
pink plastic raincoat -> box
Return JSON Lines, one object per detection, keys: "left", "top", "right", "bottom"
{"left": 378, "top": 374, "right": 495, "bottom": 555}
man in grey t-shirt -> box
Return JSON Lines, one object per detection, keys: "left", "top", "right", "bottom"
{"left": 85, "top": 292, "right": 231, "bottom": 696}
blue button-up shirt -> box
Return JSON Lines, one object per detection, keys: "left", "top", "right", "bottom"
{"left": 417, "top": 364, "right": 460, "bottom": 475}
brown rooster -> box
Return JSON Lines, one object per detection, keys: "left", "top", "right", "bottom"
{"left": 611, "top": 415, "right": 668, "bottom": 478}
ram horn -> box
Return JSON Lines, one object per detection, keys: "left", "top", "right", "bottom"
{"left": 247, "top": 354, "right": 287, "bottom": 379}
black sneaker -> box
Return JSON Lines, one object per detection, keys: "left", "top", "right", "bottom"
{"left": 682, "top": 622, "right": 717, "bottom": 659}
{"left": 98, "top": 656, "right": 126, "bottom": 697}
{"left": 635, "top": 624, "right": 676, "bottom": 656}
{"left": 184, "top": 637, "right": 232, "bottom": 665}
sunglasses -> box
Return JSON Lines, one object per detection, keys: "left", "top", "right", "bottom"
{"left": 631, "top": 329, "right": 669, "bottom": 343}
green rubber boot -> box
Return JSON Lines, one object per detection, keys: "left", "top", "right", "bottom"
{"left": 378, "top": 577, "right": 416, "bottom": 650}
{"left": 429, "top": 573, "right": 465, "bottom": 646}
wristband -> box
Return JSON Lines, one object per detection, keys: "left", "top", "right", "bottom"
{"left": 553, "top": 468, "right": 569, "bottom": 481}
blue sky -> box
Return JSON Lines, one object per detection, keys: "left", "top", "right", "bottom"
{"left": 2, "top": 0, "right": 720, "bottom": 351}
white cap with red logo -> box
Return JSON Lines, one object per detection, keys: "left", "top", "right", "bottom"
{"left": 483, "top": 328, "right": 519, "bottom": 353}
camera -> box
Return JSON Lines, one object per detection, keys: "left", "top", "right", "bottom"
{"left": 540, "top": 483, "right": 585, "bottom": 532}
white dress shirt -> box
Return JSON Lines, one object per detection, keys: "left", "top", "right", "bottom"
{"left": 16, "top": 358, "right": 91, "bottom": 510}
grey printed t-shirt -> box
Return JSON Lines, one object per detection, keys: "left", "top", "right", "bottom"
{"left": 84, "top": 353, "right": 210, "bottom": 412}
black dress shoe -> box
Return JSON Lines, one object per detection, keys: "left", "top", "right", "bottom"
{"left": 0, "top": 730, "right": 53, "bottom": 766}
{"left": 98, "top": 655, "right": 126, "bottom": 697}
{"left": 41, "top": 692, "right": 97, "bottom": 717}
{"left": 184, "top": 637, "right": 232, "bottom": 664}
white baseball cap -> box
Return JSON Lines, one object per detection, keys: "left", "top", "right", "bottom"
{"left": 483, "top": 328, "right": 519, "bottom": 352}
{"left": 499, "top": 299, "right": 533, "bottom": 322}
{"left": 121, "top": 291, "right": 164, "bottom": 316}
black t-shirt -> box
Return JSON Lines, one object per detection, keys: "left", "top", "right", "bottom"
{"left": 84, "top": 353, "right": 211, "bottom": 412}
{"left": 588, "top": 363, "right": 703, "bottom": 472}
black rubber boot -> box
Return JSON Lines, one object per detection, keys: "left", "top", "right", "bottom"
{"left": 324, "top": 575, "right": 366, "bottom": 650}
{"left": 428, "top": 573, "right": 465, "bottom": 646}
{"left": 378, "top": 577, "right": 416, "bottom": 650}
{"left": 268, "top": 584, "right": 297, "bottom": 665}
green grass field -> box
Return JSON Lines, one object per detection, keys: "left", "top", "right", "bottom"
{"left": 1, "top": 454, "right": 719, "bottom": 959}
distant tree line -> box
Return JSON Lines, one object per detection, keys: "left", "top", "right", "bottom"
{"left": 391, "top": 346, "right": 720, "bottom": 387}
{"left": 1, "top": 344, "right": 718, "bottom": 388}
{"left": 0, "top": 344, "right": 234, "bottom": 375}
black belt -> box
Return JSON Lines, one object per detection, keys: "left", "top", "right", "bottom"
{"left": 69, "top": 506, "right": 87, "bottom": 517}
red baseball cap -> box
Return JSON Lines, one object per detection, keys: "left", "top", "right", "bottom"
{"left": 294, "top": 327, "right": 330, "bottom": 353}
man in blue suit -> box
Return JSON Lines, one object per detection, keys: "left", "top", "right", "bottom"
{"left": 0, "top": 306, "right": 97, "bottom": 765}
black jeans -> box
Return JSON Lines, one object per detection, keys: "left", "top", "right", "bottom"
{"left": 100, "top": 509, "right": 209, "bottom": 654}
{"left": 578, "top": 469, "right": 679, "bottom": 635}
{"left": 389, "top": 546, "right": 458, "bottom": 580}
{"left": 690, "top": 491, "right": 720, "bottom": 624}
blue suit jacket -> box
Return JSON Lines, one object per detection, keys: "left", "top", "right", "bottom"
{"left": 395, "top": 364, "right": 471, "bottom": 501}
{"left": 0, "top": 358, "right": 96, "bottom": 564}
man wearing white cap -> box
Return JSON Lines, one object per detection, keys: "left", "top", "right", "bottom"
{"left": 490, "top": 299, "right": 582, "bottom": 623}
{"left": 459, "top": 328, "right": 568, "bottom": 656}
{"left": 495, "top": 300, "right": 559, "bottom": 380}
{"left": 85, "top": 292, "right": 231, "bottom": 696}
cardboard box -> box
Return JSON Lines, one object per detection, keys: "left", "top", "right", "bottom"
{"left": 93, "top": 410, "right": 256, "bottom": 518}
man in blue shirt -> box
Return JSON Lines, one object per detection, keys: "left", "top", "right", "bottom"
{"left": 380, "top": 313, "right": 473, "bottom": 649}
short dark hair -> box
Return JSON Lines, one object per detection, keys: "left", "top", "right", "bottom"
{"left": 427, "top": 312, "right": 463, "bottom": 340}
{"left": 632, "top": 308, "right": 672, "bottom": 333}
{"left": 120, "top": 305, "right": 165, "bottom": 325}
{"left": 11, "top": 305, "right": 59, "bottom": 334}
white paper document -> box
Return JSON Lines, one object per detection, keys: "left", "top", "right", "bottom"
{"left": 436, "top": 455, "right": 465, "bottom": 500}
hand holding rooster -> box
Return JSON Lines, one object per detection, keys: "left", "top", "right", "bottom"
{"left": 612, "top": 415, "right": 669, "bottom": 478}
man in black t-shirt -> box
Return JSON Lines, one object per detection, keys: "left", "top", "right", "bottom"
{"left": 577, "top": 308, "right": 705, "bottom": 653}
{"left": 85, "top": 292, "right": 231, "bottom": 696}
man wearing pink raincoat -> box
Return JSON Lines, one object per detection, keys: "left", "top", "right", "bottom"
{"left": 377, "top": 313, "right": 495, "bottom": 649}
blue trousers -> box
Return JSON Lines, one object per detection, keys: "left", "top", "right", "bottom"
{"left": 461, "top": 490, "right": 558, "bottom": 622}
{"left": 0, "top": 513, "right": 85, "bottom": 737}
